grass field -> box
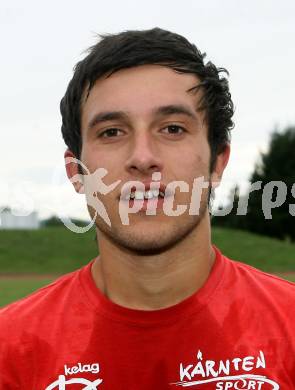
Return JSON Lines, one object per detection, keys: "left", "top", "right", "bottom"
{"left": 0, "top": 278, "right": 54, "bottom": 307}
{"left": 212, "top": 227, "right": 295, "bottom": 273}
{"left": 0, "top": 226, "right": 97, "bottom": 274}
{"left": 0, "top": 226, "right": 294, "bottom": 307}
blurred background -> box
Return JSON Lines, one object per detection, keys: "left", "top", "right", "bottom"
{"left": 1, "top": 0, "right": 295, "bottom": 306}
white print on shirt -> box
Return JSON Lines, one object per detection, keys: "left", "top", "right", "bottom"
{"left": 64, "top": 362, "right": 100, "bottom": 376}
{"left": 171, "top": 350, "right": 280, "bottom": 389}
{"left": 45, "top": 362, "right": 103, "bottom": 390}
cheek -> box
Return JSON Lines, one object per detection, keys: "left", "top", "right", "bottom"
{"left": 80, "top": 145, "right": 108, "bottom": 173}
{"left": 81, "top": 155, "right": 123, "bottom": 194}
{"left": 182, "top": 153, "right": 210, "bottom": 178}
{"left": 182, "top": 136, "right": 211, "bottom": 166}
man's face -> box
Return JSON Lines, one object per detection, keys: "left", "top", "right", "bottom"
{"left": 73, "top": 65, "right": 228, "bottom": 254}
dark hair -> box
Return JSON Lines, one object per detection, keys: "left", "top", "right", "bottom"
{"left": 60, "top": 27, "right": 234, "bottom": 171}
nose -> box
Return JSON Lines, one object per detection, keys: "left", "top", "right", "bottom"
{"left": 124, "top": 131, "right": 163, "bottom": 176}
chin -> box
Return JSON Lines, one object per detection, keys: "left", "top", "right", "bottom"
{"left": 113, "top": 235, "right": 180, "bottom": 256}
{"left": 96, "top": 214, "right": 203, "bottom": 256}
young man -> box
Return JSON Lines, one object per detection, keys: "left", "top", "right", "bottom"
{"left": 0, "top": 28, "right": 294, "bottom": 389}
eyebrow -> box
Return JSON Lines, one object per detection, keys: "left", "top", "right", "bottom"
{"left": 87, "top": 111, "right": 129, "bottom": 131}
{"left": 152, "top": 104, "right": 198, "bottom": 121}
{"left": 87, "top": 104, "right": 198, "bottom": 131}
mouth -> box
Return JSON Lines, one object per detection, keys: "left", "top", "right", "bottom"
{"left": 125, "top": 188, "right": 165, "bottom": 201}
{"left": 119, "top": 183, "right": 171, "bottom": 211}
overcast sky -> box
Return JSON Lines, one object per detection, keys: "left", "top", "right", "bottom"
{"left": 1, "top": 0, "right": 294, "bottom": 220}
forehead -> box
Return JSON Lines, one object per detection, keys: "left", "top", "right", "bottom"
{"left": 81, "top": 65, "right": 202, "bottom": 125}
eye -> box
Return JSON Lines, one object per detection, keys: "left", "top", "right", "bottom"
{"left": 99, "top": 128, "right": 124, "bottom": 138}
{"left": 161, "top": 125, "right": 186, "bottom": 135}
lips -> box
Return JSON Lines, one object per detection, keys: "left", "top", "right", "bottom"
{"left": 128, "top": 189, "right": 164, "bottom": 200}
{"left": 119, "top": 182, "right": 171, "bottom": 200}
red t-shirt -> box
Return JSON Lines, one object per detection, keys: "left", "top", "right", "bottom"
{"left": 0, "top": 247, "right": 294, "bottom": 389}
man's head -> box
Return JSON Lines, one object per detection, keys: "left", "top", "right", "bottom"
{"left": 61, "top": 28, "right": 234, "bottom": 254}
{"left": 60, "top": 27, "right": 234, "bottom": 172}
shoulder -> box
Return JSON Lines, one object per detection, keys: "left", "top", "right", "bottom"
{"left": 230, "top": 255, "right": 294, "bottom": 287}
{"left": 0, "top": 263, "right": 94, "bottom": 369}
{"left": 0, "top": 266, "right": 84, "bottom": 331}
{"left": 223, "top": 253, "right": 295, "bottom": 306}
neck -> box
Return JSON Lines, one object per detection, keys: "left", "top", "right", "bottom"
{"left": 91, "top": 214, "right": 215, "bottom": 310}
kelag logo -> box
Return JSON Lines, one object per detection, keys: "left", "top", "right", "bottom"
{"left": 45, "top": 362, "right": 103, "bottom": 389}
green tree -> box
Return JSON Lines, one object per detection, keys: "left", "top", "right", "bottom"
{"left": 244, "top": 126, "right": 295, "bottom": 241}
{"left": 213, "top": 126, "right": 295, "bottom": 241}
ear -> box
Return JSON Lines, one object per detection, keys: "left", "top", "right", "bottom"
{"left": 64, "top": 149, "right": 85, "bottom": 194}
{"left": 210, "top": 143, "right": 230, "bottom": 189}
